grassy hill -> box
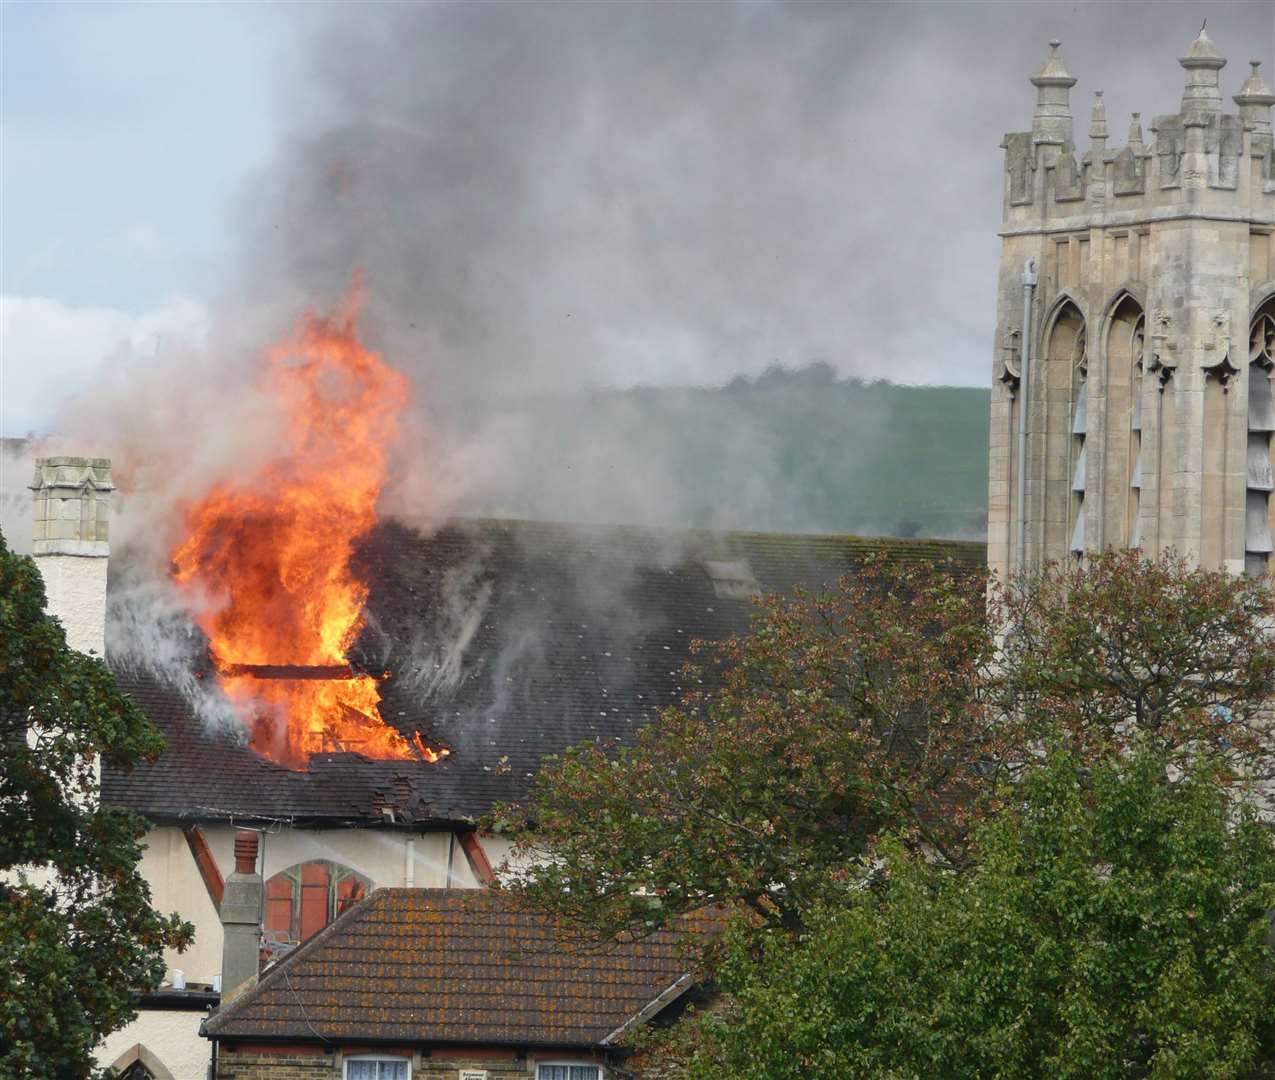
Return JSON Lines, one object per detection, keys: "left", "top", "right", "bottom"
{"left": 461, "top": 365, "right": 991, "bottom": 540}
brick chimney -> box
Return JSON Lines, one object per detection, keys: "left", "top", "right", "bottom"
{"left": 220, "top": 830, "right": 264, "bottom": 1004}
{"left": 29, "top": 456, "right": 114, "bottom": 656}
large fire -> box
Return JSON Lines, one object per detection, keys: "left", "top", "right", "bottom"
{"left": 172, "top": 279, "right": 448, "bottom": 768}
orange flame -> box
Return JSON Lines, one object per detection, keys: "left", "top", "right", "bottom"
{"left": 171, "top": 277, "right": 449, "bottom": 769}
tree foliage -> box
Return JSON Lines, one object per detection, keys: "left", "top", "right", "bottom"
{"left": 0, "top": 531, "right": 192, "bottom": 1079}
{"left": 491, "top": 552, "right": 999, "bottom": 936}
{"left": 497, "top": 551, "right": 1275, "bottom": 944}
{"left": 999, "top": 552, "right": 1275, "bottom": 775}
{"left": 679, "top": 750, "right": 1275, "bottom": 1079}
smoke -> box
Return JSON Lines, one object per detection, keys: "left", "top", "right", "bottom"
{"left": 20, "top": 0, "right": 1272, "bottom": 748}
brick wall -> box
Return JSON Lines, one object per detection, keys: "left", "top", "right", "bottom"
{"left": 213, "top": 1046, "right": 568, "bottom": 1080}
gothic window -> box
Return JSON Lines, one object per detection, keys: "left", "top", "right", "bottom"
{"left": 264, "top": 860, "right": 370, "bottom": 950}
{"left": 1247, "top": 304, "right": 1275, "bottom": 575}
{"left": 1106, "top": 296, "right": 1145, "bottom": 549}
{"left": 120, "top": 1064, "right": 154, "bottom": 1080}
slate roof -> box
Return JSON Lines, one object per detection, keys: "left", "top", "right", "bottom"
{"left": 203, "top": 888, "right": 717, "bottom": 1048}
{"left": 102, "top": 517, "right": 985, "bottom": 825}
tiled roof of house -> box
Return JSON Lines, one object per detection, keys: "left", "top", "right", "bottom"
{"left": 102, "top": 517, "right": 985, "bottom": 825}
{"left": 203, "top": 887, "right": 717, "bottom": 1048}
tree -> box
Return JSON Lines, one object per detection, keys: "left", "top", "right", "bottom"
{"left": 495, "top": 552, "right": 1275, "bottom": 943}
{"left": 677, "top": 749, "right": 1275, "bottom": 1080}
{"left": 491, "top": 553, "right": 1000, "bottom": 938}
{"left": 0, "top": 531, "right": 192, "bottom": 1079}
{"left": 998, "top": 551, "right": 1275, "bottom": 781}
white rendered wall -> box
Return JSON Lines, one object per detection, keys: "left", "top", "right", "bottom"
{"left": 143, "top": 825, "right": 477, "bottom": 985}
{"left": 36, "top": 553, "right": 108, "bottom": 657}
{"left": 95, "top": 1008, "right": 212, "bottom": 1080}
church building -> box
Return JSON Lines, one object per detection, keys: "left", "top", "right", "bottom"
{"left": 988, "top": 29, "right": 1275, "bottom": 578}
{"left": 20, "top": 23, "right": 1274, "bottom": 1080}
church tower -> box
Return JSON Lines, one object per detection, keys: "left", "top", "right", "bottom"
{"left": 988, "top": 30, "right": 1275, "bottom": 580}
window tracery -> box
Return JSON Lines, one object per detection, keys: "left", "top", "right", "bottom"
{"left": 1246, "top": 307, "right": 1275, "bottom": 575}
{"left": 264, "top": 860, "right": 370, "bottom": 952}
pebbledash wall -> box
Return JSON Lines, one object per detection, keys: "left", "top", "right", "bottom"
{"left": 988, "top": 30, "right": 1275, "bottom": 579}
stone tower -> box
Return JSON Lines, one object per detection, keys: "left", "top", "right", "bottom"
{"left": 988, "top": 30, "right": 1275, "bottom": 581}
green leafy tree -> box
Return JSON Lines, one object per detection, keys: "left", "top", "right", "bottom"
{"left": 999, "top": 551, "right": 1275, "bottom": 779}
{"left": 491, "top": 554, "right": 1000, "bottom": 937}
{"left": 497, "top": 552, "right": 1275, "bottom": 945}
{"left": 0, "top": 531, "right": 192, "bottom": 1079}
{"left": 678, "top": 749, "right": 1275, "bottom": 1080}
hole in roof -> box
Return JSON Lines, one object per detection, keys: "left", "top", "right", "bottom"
{"left": 701, "top": 559, "right": 760, "bottom": 600}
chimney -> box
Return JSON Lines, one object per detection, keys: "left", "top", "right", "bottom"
{"left": 29, "top": 457, "right": 114, "bottom": 656}
{"left": 219, "top": 830, "right": 264, "bottom": 1004}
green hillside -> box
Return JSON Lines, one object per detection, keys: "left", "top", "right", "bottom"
{"left": 467, "top": 365, "right": 991, "bottom": 540}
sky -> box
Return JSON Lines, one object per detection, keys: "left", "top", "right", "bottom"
{"left": 2, "top": 0, "right": 1273, "bottom": 477}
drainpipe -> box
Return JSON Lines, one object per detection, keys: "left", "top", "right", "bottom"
{"left": 1015, "top": 258, "right": 1039, "bottom": 573}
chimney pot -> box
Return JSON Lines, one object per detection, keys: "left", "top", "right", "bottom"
{"left": 234, "top": 830, "right": 259, "bottom": 874}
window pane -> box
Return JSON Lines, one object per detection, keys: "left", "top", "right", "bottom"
{"left": 377, "top": 1062, "right": 409, "bottom": 1080}
{"left": 336, "top": 873, "right": 367, "bottom": 916}
{"left": 264, "top": 875, "right": 294, "bottom": 939}
{"left": 569, "top": 1068, "right": 600, "bottom": 1080}
{"left": 346, "top": 1063, "right": 377, "bottom": 1080}
{"left": 299, "top": 862, "right": 331, "bottom": 942}
{"left": 538, "top": 1068, "right": 567, "bottom": 1080}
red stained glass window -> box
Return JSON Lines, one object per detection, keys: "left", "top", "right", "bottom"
{"left": 262, "top": 860, "right": 371, "bottom": 947}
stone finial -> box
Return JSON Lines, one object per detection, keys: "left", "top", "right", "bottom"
{"left": 1179, "top": 25, "right": 1227, "bottom": 116}
{"left": 1089, "top": 90, "right": 1108, "bottom": 140}
{"left": 29, "top": 456, "right": 114, "bottom": 558}
{"left": 1234, "top": 59, "right": 1275, "bottom": 134}
{"left": 1128, "top": 111, "right": 1144, "bottom": 148}
{"left": 1031, "top": 40, "right": 1078, "bottom": 145}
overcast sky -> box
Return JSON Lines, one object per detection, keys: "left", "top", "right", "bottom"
{"left": 3, "top": 0, "right": 1274, "bottom": 440}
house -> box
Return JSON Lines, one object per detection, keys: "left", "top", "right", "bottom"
{"left": 39, "top": 477, "right": 976, "bottom": 1077}
{"left": 59, "top": 22, "right": 1275, "bottom": 1080}
{"left": 202, "top": 836, "right": 718, "bottom": 1080}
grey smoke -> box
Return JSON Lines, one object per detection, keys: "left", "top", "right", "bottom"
{"left": 23, "top": 0, "right": 1275, "bottom": 746}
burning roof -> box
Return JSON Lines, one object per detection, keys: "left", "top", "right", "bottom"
{"left": 103, "top": 517, "right": 984, "bottom": 826}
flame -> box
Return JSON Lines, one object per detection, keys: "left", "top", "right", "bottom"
{"left": 171, "top": 277, "right": 449, "bottom": 768}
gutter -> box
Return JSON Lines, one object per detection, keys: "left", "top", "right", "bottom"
{"left": 1015, "top": 257, "right": 1038, "bottom": 573}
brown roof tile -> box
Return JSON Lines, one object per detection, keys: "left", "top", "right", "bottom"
{"left": 204, "top": 888, "right": 717, "bottom": 1048}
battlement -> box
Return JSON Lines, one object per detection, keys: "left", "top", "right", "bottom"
{"left": 1002, "top": 32, "right": 1275, "bottom": 230}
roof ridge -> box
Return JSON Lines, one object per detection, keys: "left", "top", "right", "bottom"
{"left": 406, "top": 514, "right": 988, "bottom": 548}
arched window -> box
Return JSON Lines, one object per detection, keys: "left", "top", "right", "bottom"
{"left": 1065, "top": 316, "right": 1089, "bottom": 553}
{"left": 264, "top": 860, "right": 370, "bottom": 950}
{"left": 1042, "top": 299, "right": 1088, "bottom": 562}
{"left": 1105, "top": 295, "right": 1145, "bottom": 548}
{"left": 1247, "top": 302, "right": 1275, "bottom": 575}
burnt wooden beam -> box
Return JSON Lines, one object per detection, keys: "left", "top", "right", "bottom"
{"left": 214, "top": 663, "right": 387, "bottom": 681}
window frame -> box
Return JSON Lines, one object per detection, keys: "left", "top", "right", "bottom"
{"left": 535, "top": 1064, "right": 604, "bottom": 1080}
{"left": 264, "top": 859, "right": 371, "bottom": 946}
{"left": 342, "top": 1055, "right": 412, "bottom": 1080}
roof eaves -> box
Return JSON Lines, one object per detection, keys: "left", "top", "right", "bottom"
{"left": 601, "top": 971, "right": 698, "bottom": 1046}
